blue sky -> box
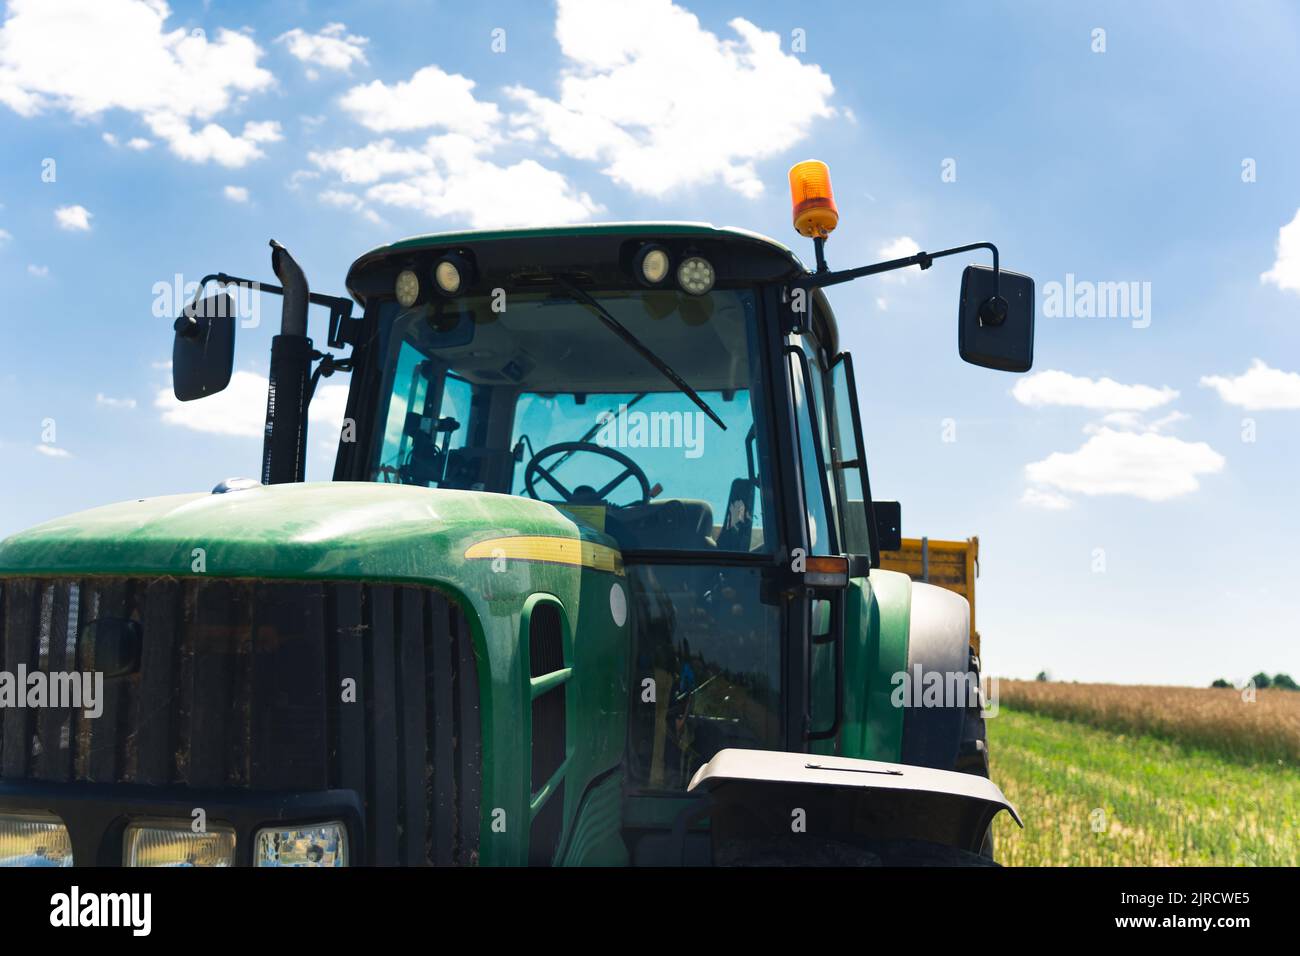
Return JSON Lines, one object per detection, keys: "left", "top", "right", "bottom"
{"left": 1, "top": 0, "right": 1298, "bottom": 685}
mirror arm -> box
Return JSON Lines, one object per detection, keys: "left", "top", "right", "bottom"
{"left": 793, "top": 240, "right": 1000, "bottom": 292}
{"left": 172, "top": 272, "right": 226, "bottom": 337}
{"left": 175, "top": 272, "right": 357, "bottom": 346}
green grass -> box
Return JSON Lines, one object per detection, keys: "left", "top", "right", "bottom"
{"left": 989, "top": 705, "right": 1300, "bottom": 866}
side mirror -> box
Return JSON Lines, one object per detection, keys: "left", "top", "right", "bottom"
{"left": 173, "top": 291, "right": 236, "bottom": 401}
{"left": 958, "top": 265, "right": 1034, "bottom": 372}
{"left": 872, "top": 500, "right": 901, "bottom": 553}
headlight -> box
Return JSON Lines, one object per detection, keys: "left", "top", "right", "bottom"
{"left": 395, "top": 269, "right": 420, "bottom": 307}
{"left": 123, "top": 821, "right": 236, "bottom": 867}
{"left": 254, "top": 822, "right": 348, "bottom": 867}
{"left": 677, "top": 255, "right": 715, "bottom": 295}
{"left": 0, "top": 812, "right": 73, "bottom": 867}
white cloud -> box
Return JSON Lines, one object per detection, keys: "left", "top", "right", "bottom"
{"left": 242, "top": 120, "right": 281, "bottom": 143}
{"left": 1021, "top": 487, "right": 1073, "bottom": 510}
{"left": 1012, "top": 369, "right": 1178, "bottom": 411}
{"left": 309, "top": 380, "right": 350, "bottom": 442}
{"left": 27, "top": 264, "right": 48, "bottom": 277}
{"left": 34, "top": 443, "right": 70, "bottom": 458}
{"left": 313, "top": 133, "right": 601, "bottom": 228}
{"left": 1089, "top": 409, "right": 1188, "bottom": 434}
{"left": 1261, "top": 207, "right": 1300, "bottom": 293}
{"left": 309, "top": 139, "right": 433, "bottom": 184}
{"left": 54, "top": 204, "right": 92, "bottom": 231}
{"left": 104, "top": 131, "right": 152, "bottom": 150}
{"left": 319, "top": 189, "right": 382, "bottom": 224}
{"left": 154, "top": 370, "right": 348, "bottom": 439}
{"left": 877, "top": 236, "right": 921, "bottom": 282}
{"left": 288, "top": 169, "right": 320, "bottom": 190}
{"left": 317, "top": 59, "right": 599, "bottom": 228}
{"left": 1096, "top": 410, "right": 1143, "bottom": 430}
{"left": 1025, "top": 428, "right": 1224, "bottom": 502}
{"left": 0, "top": 228, "right": 10, "bottom": 242}
{"left": 145, "top": 116, "right": 282, "bottom": 168}
{"left": 1200, "top": 359, "right": 1300, "bottom": 410}
{"left": 277, "top": 23, "right": 368, "bottom": 76}
{"left": 319, "top": 189, "right": 364, "bottom": 210}
{"left": 0, "top": 0, "right": 277, "bottom": 167}
{"left": 1143, "top": 410, "right": 1187, "bottom": 431}
{"left": 311, "top": 0, "right": 829, "bottom": 226}
{"left": 340, "top": 65, "right": 500, "bottom": 136}
{"left": 96, "top": 393, "right": 137, "bottom": 409}
{"left": 156, "top": 369, "right": 267, "bottom": 437}
{"left": 878, "top": 236, "right": 920, "bottom": 259}
{"left": 506, "top": 0, "right": 836, "bottom": 199}
{"left": 223, "top": 185, "right": 249, "bottom": 203}
{"left": 365, "top": 136, "right": 601, "bottom": 228}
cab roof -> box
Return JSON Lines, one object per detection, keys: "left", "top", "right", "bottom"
{"left": 345, "top": 220, "right": 840, "bottom": 353}
{"left": 351, "top": 221, "right": 804, "bottom": 266}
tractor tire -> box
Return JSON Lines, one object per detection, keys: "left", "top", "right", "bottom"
{"left": 952, "top": 649, "right": 995, "bottom": 860}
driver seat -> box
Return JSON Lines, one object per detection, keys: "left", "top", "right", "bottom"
{"left": 616, "top": 499, "right": 715, "bottom": 550}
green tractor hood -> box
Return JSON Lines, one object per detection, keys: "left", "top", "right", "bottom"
{"left": 0, "top": 481, "right": 605, "bottom": 583}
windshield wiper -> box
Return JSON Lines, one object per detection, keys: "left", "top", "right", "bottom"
{"left": 556, "top": 277, "right": 726, "bottom": 430}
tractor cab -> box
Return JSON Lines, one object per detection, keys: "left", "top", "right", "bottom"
{"left": 337, "top": 226, "right": 828, "bottom": 803}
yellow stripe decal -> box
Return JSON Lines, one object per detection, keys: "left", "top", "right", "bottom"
{"left": 464, "top": 536, "right": 624, "bottom": 576}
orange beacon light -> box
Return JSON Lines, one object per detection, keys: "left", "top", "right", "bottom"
{"left": 789, "top": 160, "right": 839, "bottom": 239}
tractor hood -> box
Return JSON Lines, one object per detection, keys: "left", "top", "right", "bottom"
{"left": 0, "top": 481, "right": 611, "bottom": 583}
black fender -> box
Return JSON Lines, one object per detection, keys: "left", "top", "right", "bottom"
{"left": 899, "top": 582, "right": 973, "bottom": 771}
{"left": 687, "top": 749, "right": 1021, "bottom": 863}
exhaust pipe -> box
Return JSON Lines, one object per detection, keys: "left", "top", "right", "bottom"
{"left": 262, "top": 240, "right": 313, "bottom": 484}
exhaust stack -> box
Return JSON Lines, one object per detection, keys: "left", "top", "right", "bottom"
{"left": 262, "top": 240, "right": 313, "bottom": 484}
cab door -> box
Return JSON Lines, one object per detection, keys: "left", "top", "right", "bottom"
{"left": 784, "top": 311, "right": 894, "bottom": 757}
{"left": 784, "top": 328, "right": 850, "bottom": 753}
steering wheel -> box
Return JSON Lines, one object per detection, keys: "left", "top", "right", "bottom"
{"left": 523, "top": 441, "right": 652, "bottom": 506}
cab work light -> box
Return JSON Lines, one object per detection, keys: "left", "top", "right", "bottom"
{"left": 635, "top": 243, "right": 671, "bottom": 286}
{"left": 0, "top": 812, "right": 73, "bottom": 867}
{"left": 434, "top": 252, "right": 474, "bottom": 296}
{"left": 395, "top": 269, "right": 420, "bottom": 307}
{"left": 676, "top": 255, "right": 715, "bottom": 295}
{"left": 254, "top": 822, "right": 349, "bottom": 867}
{"left": 789, "top": 159, "right": 839, "bottom": 239}
{"left": 123, "top": 821, "right": 235, "bottom": 867}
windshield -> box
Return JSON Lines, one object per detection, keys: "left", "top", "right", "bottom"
{"left": 367, "top": 288, "right": 776, "bottom": 552}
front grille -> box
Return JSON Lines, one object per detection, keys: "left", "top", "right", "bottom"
{"left": 0, "top": 576, "right": 481, "bottom": 865}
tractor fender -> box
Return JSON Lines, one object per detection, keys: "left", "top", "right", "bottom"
{"left": 899, "top": 581, "right": 973, "bottom": 772}
{"left": 687, "top": 749, "right": 1021, "bottom": 863}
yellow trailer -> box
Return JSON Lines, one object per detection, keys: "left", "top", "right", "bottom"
{"left": 879, "top": 537, "right": 981, "bottom": 658}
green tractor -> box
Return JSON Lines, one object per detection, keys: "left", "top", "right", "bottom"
{"left": 0, "top": 162, "right": 1033, "bottom": 867}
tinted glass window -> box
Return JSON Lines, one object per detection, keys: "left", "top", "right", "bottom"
{"left": 829, "top": 356, "right": 871, "bottom": 555}
{"left": 627, "top": 563, "right": 783, "bottom": 790}
{"left": 368, "top": 291, "right": 776, "bottom": 552}
{"left": 787, "top": 341, "right": 836, "bottom": 555}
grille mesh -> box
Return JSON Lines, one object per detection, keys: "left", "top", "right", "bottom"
{"left": 0, "top": 576, "right": 481, "bottom": 865}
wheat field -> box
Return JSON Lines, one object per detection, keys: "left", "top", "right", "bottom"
{"left": 988, "top": 682, "right": 1300, "bottom": 866}
{"left": 996, "top": 679, "right": 1300, "bottom": 764}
